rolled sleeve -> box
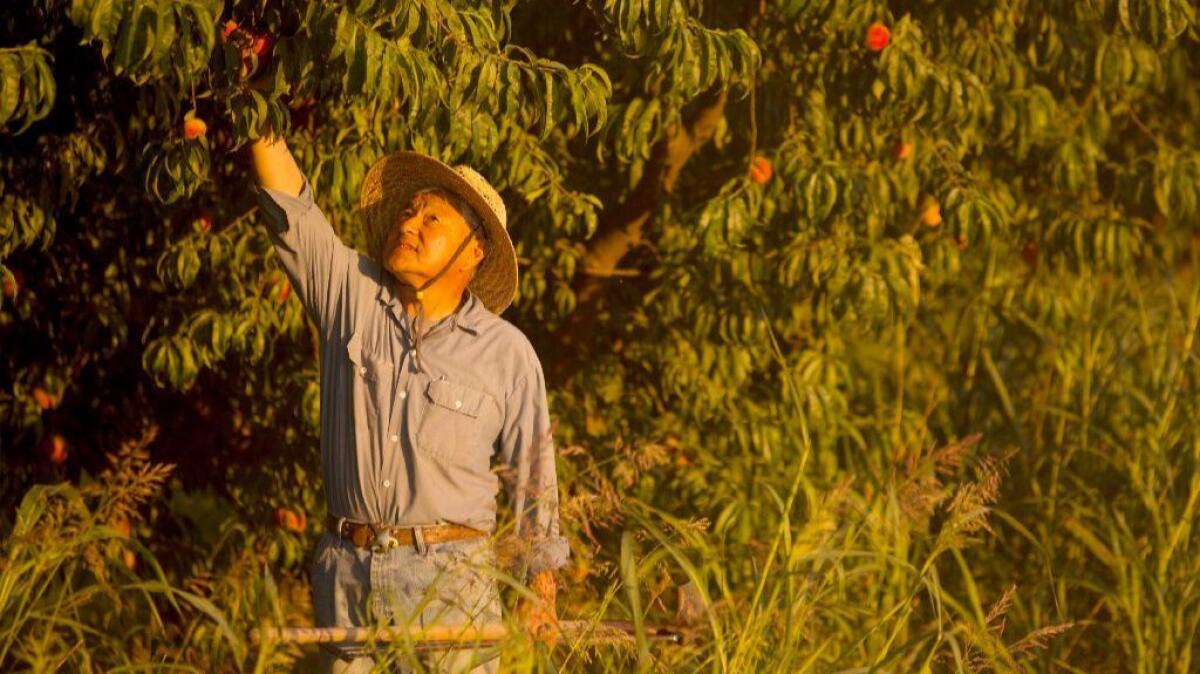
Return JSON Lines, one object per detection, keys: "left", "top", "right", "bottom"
{"left": 251, "top": 175, "right": 357, "bottom": 337}
{"left": 498, "top": 356, "right": 571, "bottom": 577}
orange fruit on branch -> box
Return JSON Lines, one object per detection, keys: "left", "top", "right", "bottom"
{"left": 919, "top": 198, "right": 942, "bottom": 227}
{"left": 748, "top": 155, "right": 773, "bottom": 184}
{"left": 251, "top": 34, "right": 271, "bottom": 56}
{"left": 33, "top": 387, "right": 56, "bottom": 410}
{"left": 866, "top": 22, "right": 891, "bottom": 51}
{"left": 2, "top": 269, "right": 21, "bottom": 298}
{"left": 183, "top": 114, "right": 207, "bottom": 140}
{"left": 220, "top": 20, "right": 238, "bottom": 42}
{"left": 273, "top": 507, "right": 307, "bottom": 533}
{"left": 1021, "top": 241, "right": 1038, "bottom": 268}
{"left": 42, "top": 433, "right": 68, "bottom": 464}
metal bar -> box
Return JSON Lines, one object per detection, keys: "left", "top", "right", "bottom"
{"left": 250, "top": 620, "right": 685, "bottom": 646}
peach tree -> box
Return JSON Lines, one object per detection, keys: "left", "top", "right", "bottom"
{"left": 3, "top": 0, "right": 1200, "bottom": 670}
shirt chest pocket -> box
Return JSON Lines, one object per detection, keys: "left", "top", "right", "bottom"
{"left": 345, "top": 333, "right": 394, "bottom": 433}
{"left": 415, "top": 377, "right": 496, "bottom": 466}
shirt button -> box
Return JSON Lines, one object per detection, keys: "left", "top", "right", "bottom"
{"left": 383, "top": 479, "right": 391, "bottom": 488}
{"left": 359, "top": 366, "right": 367, "bottom": 374}
{"left": 390, "top": 434, "right": 398, "bottom": 443}
{"left": 399, "top": 390, "right": 407, "bottom": 399}
{"left": 454, "top": 400, "right": 462, "bottom": 408}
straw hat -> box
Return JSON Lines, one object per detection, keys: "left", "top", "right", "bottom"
{"left": 356, "top": 151, "right": 517, "bottom": 315}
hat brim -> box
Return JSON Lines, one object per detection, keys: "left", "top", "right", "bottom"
{"left": 356, "top": 151, "right": 518, "bottom": 315}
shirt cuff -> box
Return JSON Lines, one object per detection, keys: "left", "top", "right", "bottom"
{"left": 524, "top": 534, "right": 571, "bottom": 576}
{"left": 252, "top": 176, "right": 315, "bottom": 233}
{"left": 494, "top": 533, "right": 572, "bottom": 578}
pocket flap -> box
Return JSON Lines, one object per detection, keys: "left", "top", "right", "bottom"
{"left": 425, "top": 378, "right": 486, "bottom": 418}
{"left": 346, "top": 333, "right": 389, "bottom": 381}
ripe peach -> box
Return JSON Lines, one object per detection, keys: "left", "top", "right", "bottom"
{"left": 1021, "top": 241, "right": 1038, "bottom": 268}
{"left": 866, "top": 22, "right": 890, "bottom": 51}
{"left": 42, "top": 434, "right": 68, "bottom": 464}
{"left": 2, "top": 269, "right": 20, "bottom": 298}
{"left": 196, "top": 212, "right": 213, "bottom": 233}
{"left": 748, "top": 155, "right": 773, "bottom": 185}
{"left": 920, "top": 200, "right": 942, "bottom": 227}
{"left": 893, "top": 140, "right": 912, "bottom": 159}
{"left": 33, "top": 387, "right": 55, "bottom": 410}
{"left": 274, "top": 507, "right": 306, "bottom": 533}
{"left": 251, "top": 35, "right": 271, "bottom": 56}
{"left": 220, "top": 20, "right": 238, "bottom": 42}
{"left": 183, "top": 115, "right": 207, "bottom": 140}
{"left": 277, "top": 280, "right": 291, "bottom": 304}
{"left": 955, "top": 233, "right": 968, "bottom": 250}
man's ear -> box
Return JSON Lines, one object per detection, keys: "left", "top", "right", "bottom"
{"left": 467, "top": 239, "right": 485, "bottom": 270}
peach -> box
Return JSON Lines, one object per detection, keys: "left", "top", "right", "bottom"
{"left": 920, "top": 200, "right": 942, "bottom": 227}
{"left": 866, "top": 23, "right": 891, "bottom": 51}
{"left": 273, "top": 507, "right": 306, "bottom": 533}
{"left": 183, "top": 115, "right": 207, "bottom": 140}
{"left": 748, "top": 155, "right": 773, "bottom": 184}
{"left": 42, "top": 433, "right": 68, "bottom": 464}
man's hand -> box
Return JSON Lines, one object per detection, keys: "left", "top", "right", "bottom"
{"left": 519, "top": 570, "right": 560, "bottom": 649}
{"left": 250, "top": 133, "right": 304, "bottom": 197}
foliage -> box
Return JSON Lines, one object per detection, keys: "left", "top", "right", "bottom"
{"left": 4, "top": 0, "right": 1200, "bottom": 671}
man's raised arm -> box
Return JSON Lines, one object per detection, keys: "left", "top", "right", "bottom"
{"left": 248, "top": 133, "right": 359, "bottom": 338}
{"left": 251, "top": 133, "right": 305, "bottom": 197}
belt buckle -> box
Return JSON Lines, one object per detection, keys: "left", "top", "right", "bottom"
{"left": 370, "top": 525, "right": 399, "bottom": 553}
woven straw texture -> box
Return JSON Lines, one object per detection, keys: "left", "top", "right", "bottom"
{"left": 355, "top": 151, "right": 517, "bottom": 315}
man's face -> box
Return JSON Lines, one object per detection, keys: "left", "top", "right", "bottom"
{"left": 382, "top": 191, "right": 484, "bottom": 285}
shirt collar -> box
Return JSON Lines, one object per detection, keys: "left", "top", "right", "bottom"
{"left": 375, "top": 273, "right": 482, "bottom": 336}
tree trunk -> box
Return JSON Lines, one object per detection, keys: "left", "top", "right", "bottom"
{"left": 551, "top": 87, "right": 729, "bottom": 374}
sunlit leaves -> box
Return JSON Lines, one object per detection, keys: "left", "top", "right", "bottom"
{"left": 142, "top": 336, "right": 200, "bottom": 390}
{"left": 943, "top": 187, "right": 1006, "bottom": 248}
{"left": 156, "top": 239, "right": 202, "bottom": 289}
{"left": 0, "top": 44, "right": 55, "bottom": 134}
{"left": 1045, "top": 209, "right": 1144, "bottom": 271}
{"left": 143, "top": 139, "right": 210, "bottom": 204}
{"left": 797, "top": 164, "right": 842, "bottom": 227}
{"left": 1153, "top": 149, "right": 1200, "bottom": 221}
{"left": 0, "top": 193, "right": 56, "bottom": 259}
{"left": 1118, "top": 0, "right": 1194, "bottom": 46}
{"left": 66, "top": 0, "right": 217, "bottom": 86}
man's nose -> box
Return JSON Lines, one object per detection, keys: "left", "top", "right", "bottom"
{"left": 396, "top": 213, "right": 420, "bottom": 237}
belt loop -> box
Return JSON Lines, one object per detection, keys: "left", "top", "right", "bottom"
{"left": 413, "top": 525, "right": 428, "bottom": 556}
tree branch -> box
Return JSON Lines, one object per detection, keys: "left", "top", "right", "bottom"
{"left": 551, "top": 87, "right": 729, "bottom": 371}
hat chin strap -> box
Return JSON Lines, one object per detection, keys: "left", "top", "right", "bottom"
{"left": 409, "top": 231, "right": 479, "bottom": 373}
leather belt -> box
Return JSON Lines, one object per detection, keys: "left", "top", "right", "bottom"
{"left": 325, "top": 513, "right": 486, "bottom": 552}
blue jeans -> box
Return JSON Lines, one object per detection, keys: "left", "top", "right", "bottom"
{"left": 310, "top": 528, "right": 503, "bottom": 673}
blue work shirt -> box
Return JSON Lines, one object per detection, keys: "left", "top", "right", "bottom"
{"left": 252, "top": 174, "right": 570, "bottom": 576}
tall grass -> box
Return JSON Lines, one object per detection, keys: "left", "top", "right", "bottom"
{"left": 2, "top": 425, "right": 1055, "bottom": 672}
{"left": 4, "top": 273, "right": 1200, "bottom": 671}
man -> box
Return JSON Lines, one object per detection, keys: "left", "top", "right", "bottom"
{"left": 249, "top": 133, "right": 570, "bottom": 673}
